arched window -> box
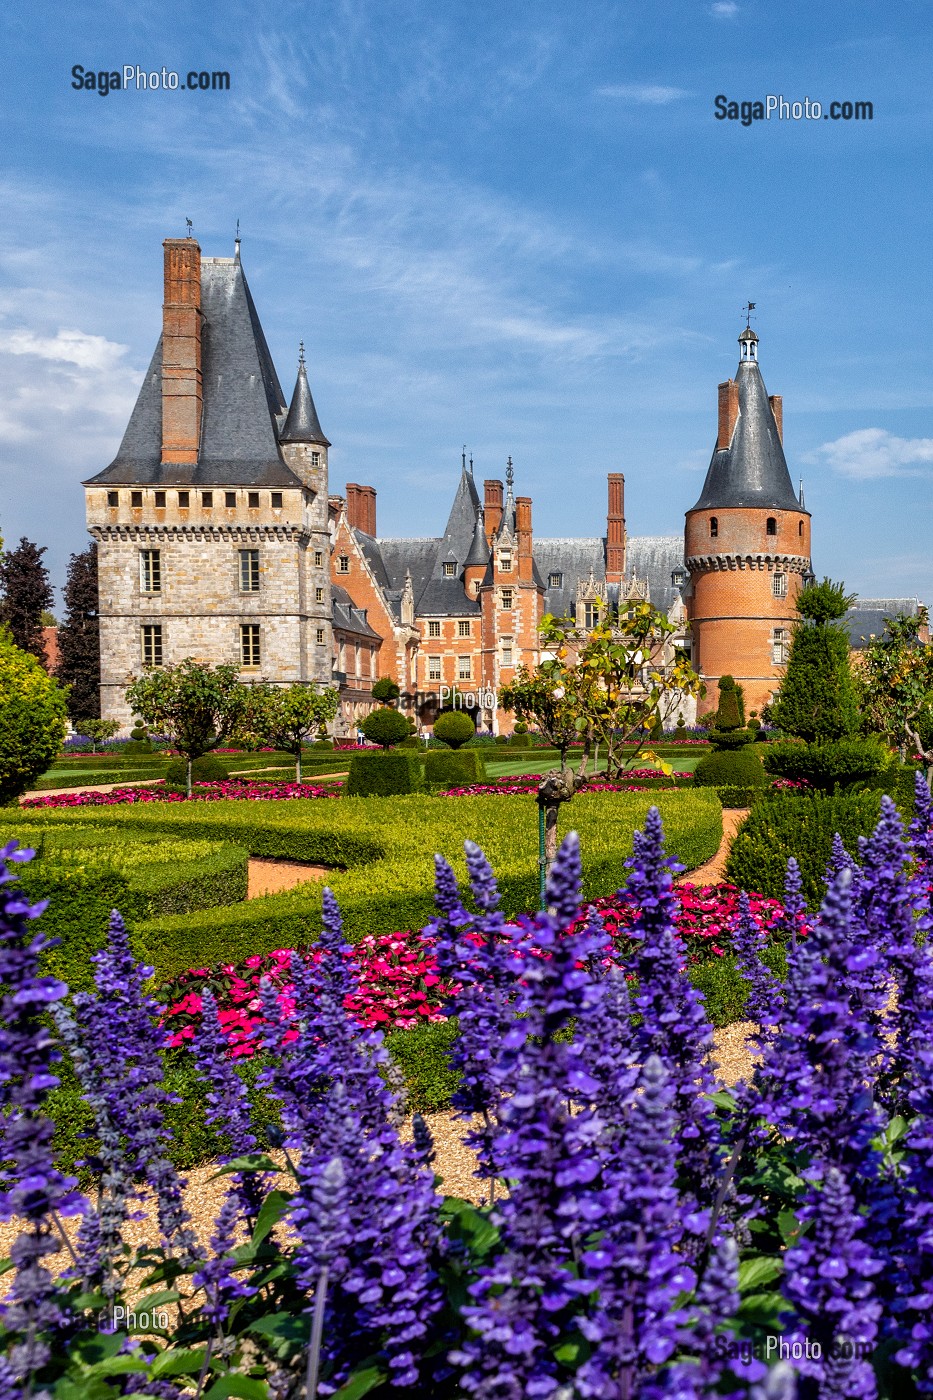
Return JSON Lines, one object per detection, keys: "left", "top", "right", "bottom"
{"left": 766, "top": 517, "right": 777, "bottom": 536}
{"left": 710, "top": 516, "right": 718, "bottom": 538}
{"left": 798, "top": 520, "right": 804, "bottom": 537}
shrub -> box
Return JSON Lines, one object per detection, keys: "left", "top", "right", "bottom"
{"left": 346, "top": 750, "right": 426, "bottom": 796}
{"left": 725, "top": 788, "right": 883, "bottom": 906}
{"left": 310, "top": 738, "right": 334, "bottom": 750}
{"left": 0, "top": 626, "right": 68, "bottom": 803}
{"left": 165, "top": 753, "right": 230, "bottom": 788}
{"left": 358, "top": 705, "right": 411, "bottom": 749}
{"left": 693, "top": 746, "right": 767, "bottom": 788}
{"left": 713, "top": 675, "right": 746, "bottom": 731}
{"left": 508, "top": 732, "right": 532, "bottom": 748}
{"left": 714, "top": 786, "right": 768, "bottom": 808}
{"left": 433, "top": 710, "right": 476, "bottom": 749}
{"left": 706, "top": 728, "right": 755, "bottom": 750}
{"left": 763, "top": 736, "right": 890, "bottom": 792}
{"left": 771, "top": 580, "right": 860, "bottom": 740}
{"left": 495, "top": 734, "right": 510, "bottom": 745}
{"left": 424, "top": 749, "right": 486, "bottom": 788}
{"left": 371, "top": 676, "right": 401, "bottom": 703}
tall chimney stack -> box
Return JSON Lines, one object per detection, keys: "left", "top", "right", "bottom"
{"left": 769, "top": 394, "right": 783, "bottom": 443}
{"left": 606, "top": 472, "right": 625, "bottom": 582}
{"left": 717, "top": 379, "right": 739, "bottom": 452}
{"left": 161, "top": 238, "right": 202, "bottom": 464}
{"left": 484, "top": 480, "right": 503, "bottom": 542}
{"left": 516, "top": 496, "right": 533, "bottom": 581}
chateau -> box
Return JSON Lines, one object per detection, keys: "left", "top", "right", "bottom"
{"left": 84, "top": 235, "right": 921, "bottom": 732}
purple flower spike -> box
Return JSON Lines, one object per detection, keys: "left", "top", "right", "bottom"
{"left": 545, "top": 828, "right": 582, "bottom": 926}
{"left": 464, "top": 840, "right": 501, "bottom": 912}
{"left": 732, "top": 891, "right": 781, "bottom": 1030}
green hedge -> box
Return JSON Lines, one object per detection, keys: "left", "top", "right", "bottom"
{"left": 762, "top": 737, "right": 890, "bottom": 792}
{"left": 693, "top": 747, "right": 768, "bottom": 788}
{"left": 725, "top": 789, "right": 883, "bottom": 908}
{"left": 12, "top": 791, "right": 723, "bottom": 983}
{"left": 346, "top": 750, "right": 426, "bottom": 796}
{"left": 424, "top": 749, "right": 486, "bottom": 788}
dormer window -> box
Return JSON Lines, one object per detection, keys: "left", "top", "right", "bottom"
{"left": 338, "top": 555, "right": 349, "bottom": 573}
{"left": 582, "top": 601, "right": 600, "bottom": 629}
{"left": 709, "top": 517, "right": 718, "bottom": 538}
{"left": 766, "top": 517, "right": 777, "bottom": 536}
{"left": 443, "top": 562, "right": 456, "bottom": 577}
{"left": 500, "top": 553, "right": 512, "bottom": 571}
{"left": 549, "top": 571, "right": 562, "bottom": 588}
{"left": 671, "top": 566, "right": 688, "bottom": 588}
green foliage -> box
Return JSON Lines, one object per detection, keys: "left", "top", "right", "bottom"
{"left": 244, "top": 682, "right": 340, "bottom": 778}
{"left": 56, "top": 542, "right": 101, "bottom": 720}
{"left": 714, "top": 786, "right": 769, "bottom": 809}
{"left": 771, "top": 585, "right": 860, "bottom": 741}
{"left": 432, "top": 710, "right": 476, "bottom": 749}
{"left": 371, "top": 676, "right": 401, "bottom": 703}
{"left": 0, "top": 536, "right": 53, "bottom": 662}
{"left": 384, "top": 1020, "right": 463, "bottom": 1113}
{"left": 726, "top": 789, "right": 884, "bottom": 907}
{"left": 762, "top": 737, "right": 890, "bottom": 792}
{"left": 346, "top": 750, "right": 426, "bottom": 796}
{"left": 358, "top": 706, "right": 411, "bottom": 749}
{"left": 125, "top": 660, "right": 249, "bottom": 795}
{"left": 713, "top": 675, "right": 746, "bottom": 730}
{"left": 165, "top": 754, "right": 230, "bottom": 788}
{"left": 424, "top": 749, "right": 486, "bottom": 788}
{"left": 0, "top": 626, "right": 69, "bottom": 803}
{"left": 707, "top": 728, "right": 755, "bottom": 751}
{"left": 507, "top": 732, "right": 531, "bottom": 748}
{"left": 857, "top": 607, "right": 933, "bottom": 778}
{"left": 74, "top": 717, "right": 120, "bottom": 751}
{"left": 693, "top": 746, "right": 768, "bottom": 788}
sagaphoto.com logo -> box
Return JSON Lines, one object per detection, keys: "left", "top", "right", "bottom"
{"left": 714, "top": 94, "right": 873, "bottom": 126}
{"left": 71, "top": 65, "right": 230, "bottom": 95}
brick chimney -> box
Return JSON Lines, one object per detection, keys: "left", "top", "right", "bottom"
{"left": 484, "top": 479, "right": 503, "bottom": 542}
{"left": 769, "top": 394, "right": 783, "bottom": 443}
{"left": 516, "top": 496, "right": 533, "bottom": 581}
{"left": 717, "top": 379, "right": 739, "bottom": 452}
{"left": 346, "top": 484, "right": 377, "bottom": 535}
{"left": 606, "top": 472, "right": 625, "bottom": 582}
{"left": 161, "top": 238, "right": 202, "bottom": 464}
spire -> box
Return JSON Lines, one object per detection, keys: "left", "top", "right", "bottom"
{"left": 465, "top": 506, "right": 490, "bottom": 568}
{"left": 799, "top": 478, "right": 806, "bottom": 509}
{"left": 690, "top": 327, "right": 802, "bottom": 513}
{"left": 498, "top": 456, "right": 516, "bottom": 539}
{"left": 280, "top": 345, "right": 330, "bottom": 446}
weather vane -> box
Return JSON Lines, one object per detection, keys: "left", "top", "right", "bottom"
{"left": 742, "top": 301, "right": 757, "bottom": 328}
{"left": 506, "top": 456, "right": 514, "bottom": 487}
{"left": 185, "top": 217, "right": 193, "bottom": 238}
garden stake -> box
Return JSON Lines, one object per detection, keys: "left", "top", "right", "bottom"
{"left": 538, "top": 804, "right": 547, "bottom": 911}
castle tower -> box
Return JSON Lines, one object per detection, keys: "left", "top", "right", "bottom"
{"left": 684, "top": 325, "right": 812, "bottom": 716}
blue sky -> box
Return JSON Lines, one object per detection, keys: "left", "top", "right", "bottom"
{"left": 2, "top": 0, "right": 932, "bottom": 604}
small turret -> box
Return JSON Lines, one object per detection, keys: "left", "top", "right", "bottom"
{"left": 280, "top": 344, "right": 330, "bottom": 446}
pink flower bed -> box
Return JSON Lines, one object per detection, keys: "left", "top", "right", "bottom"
{"left": 441, "top": 770, "right": 688, "bottom": 797}
{"left": 159, "top": 881, "right": 790, "bottom": 1057}
{"left": 22, "top": 779, "right": 342, "bottom": 809}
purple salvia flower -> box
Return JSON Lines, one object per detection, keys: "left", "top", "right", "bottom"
{"left": 0, "top": 842, "right": 83, "bottom": 1381}
{"left": 191, "top": 1188, "right": 256, "bottom": 1328}
{"left": 732, "top": 890, "right": 782, "bottom": 1030}
{"left": 781, "top": 1164, "right": 882, "bottom": 1398}
{"left": 193, "top": 987, "right": 265, "bottom": 1222}
{"left": 828, "top": 831, "right": 858, "bottom": 882}
{"left": 780, "top": 856, "right": 807, "bottom": 951}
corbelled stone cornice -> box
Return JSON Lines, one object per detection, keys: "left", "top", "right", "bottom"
{"left": 685, "top": 552, "right": 810, "bottom": 574}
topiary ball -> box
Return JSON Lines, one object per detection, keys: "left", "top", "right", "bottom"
{"left": 432, "top": 710, "right": 476, "bottom": 749}
{"left": 693, "top": 746, "right": 768, "bottom": 788}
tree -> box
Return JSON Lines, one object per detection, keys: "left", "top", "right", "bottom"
{"left": 371, "top": 676, "right": 401, "bottom": 704}
{"left": 858, "top": 607, "right": 933, "bottom": 786}
{"left": 771, "top": 578, "right": 859, "bottom": 741}
{"left": 501, "top": 598, "right": 701, "bottom": 874}
{"left": 712, "top": 675, "right": 745, "bottom": 731}
{"left": 125, "top": 660, "right": 248, "bottom": 797}
{"left": 56, "top": 543, "right": 101, "bottom": 721}
{"left": 358, "top": 706, "right": 411, "bottom": 749}
{"left": 245, "top": 683, "right": 340, "bottom": 781}
{"left": 74, "top": 718, "right": 120, "bottom": 753}
{"left": 0, "top": 627, "right": 68, "bottom": 804}
{"left": 0, "top": 538, "right": 53, "bottom": 666}
{"left": 433, "top": 710, "right": 475, "bottom": 749}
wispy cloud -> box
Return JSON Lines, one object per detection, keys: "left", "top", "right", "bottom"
{"left": 816, "top": 428, "right": 933, "bottom": 479}
{"left": 2, "top": 327, "right": 129, "bottom": 372}
{"left": 595, "top": 83, "right": 689, "bottom": 105}
{"left": 710, "top": 2, "right": 739, "bottom": 17}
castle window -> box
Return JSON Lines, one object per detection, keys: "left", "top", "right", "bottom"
{"left": 501, "top": 588, "right": 514, "bottom": 610}
{"left": 772, "top": 628, "right": 789, "bottom": 665}
{"left": 458, "top": 620, "right": 471, "bottom": 638}
{"left": 139, "top": 549, "right": 161, "bottom": 594}
{"left": 131, "top": 491, "right": 143, "bottom": 508}
{"left": 548, "top": 572, "right": 562, "bottom": 588}
{"left": 202, "top": 491, "right": 213, "bottom": 507}
{"left": 338, "top": 555, "right": 349, "bottom": 573}
{"left": 271, "top": 492, "right": 283, "bottom": 508}
{"left": 798, "top": 520, "right": 804, "bottom": 537}
{"left": 141, "top": 624, "right": 163, "bottom": 667}
{"left": 772, "top": 572, "right": 787, "bottom": 598}
{"left": 177, "top": 491, "right": 190, "bottom": 508}
{"left": 582, "top": 602, "right": 600, "bottom": 629}
{"left": 766, "top": 517, "right": 777, "bottom": 536}
{"left": 502, "top": 637, "right": 513, "bottom": 667}
{"left": 428, "top": 620, "right": 441, "bottom": 638}
{"left": 500, "top": 553, "right": 512, "bottom": 571}
{"left": 154, "top": 491, "right": 166, "bottom": 508}
{"left": 107, "top": 490, "right": 119, "bottom": 507}
{"left": 240, "top": 624, "right": 261, "bottom": 668}
{"left": 316, "top": 627, "right": 325, "bottom": 644}
{"left": 315, "top": 551, "right": 323, "bottom": 567}
{"left": 239, "top": 549, "right": 260, "bottom": 593}
{"left": 315, "top": 587, "right": 324, "bottom": 604}
{"left": 248, "top": 492, "right": 260, "bottom": 509}
{"left": 311, "top": 451, "right": 321, "bottom": 466}
{"left": 709, "top": 517, "right": 718, "bottom": 538}
{"left": 225, "top": 492, "right": 236, "bottom": 508}
{"left": 428, "top": 655, "right": 441, "bottom": 681}
{"left": 458, "top": 655, "right": 472, "bottom": 681}
{"left": 443, "top": 562, "right": 456, "bottom": 577}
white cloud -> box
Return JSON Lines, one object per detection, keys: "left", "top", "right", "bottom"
{"left": 710, "top": 2, "right": 739, "bottom": 16}
{"left": 1, "top": 327, "right": 130, "bottom": 372}
{"left": 816, "top": 428, "right": 933, "bottom": 480}
{"left": 595, "top": 84, "right": 689, "bottom": 105}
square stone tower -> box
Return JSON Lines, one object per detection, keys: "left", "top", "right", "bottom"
{"left": 84, "top": 237, "right": 334, "bottom": 725}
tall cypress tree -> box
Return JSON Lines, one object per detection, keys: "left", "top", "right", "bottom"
{"left": 56, "top": 543, "right": 101, "bottom": 721}
{"left": 0, "top": 537, "right": 53, "bottom": 665}
{"left": 771, "top": 578, "right": 859, "bottom": 740}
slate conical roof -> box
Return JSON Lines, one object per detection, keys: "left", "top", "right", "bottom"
{"left": 464, "top": 507, "right": 490, "bottom": 568}
{"left": 280, "top": 356, "right": 331, "bottom": 446}
{"left": 691, "top": 353, "right": 803, "bottom": 513}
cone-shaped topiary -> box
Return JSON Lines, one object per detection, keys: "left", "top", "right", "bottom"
{"left": 713, "top": 676, "right": 745, "bottom": 731}
{"left": 771, "top": 578, "right": 859, "bottom": 741}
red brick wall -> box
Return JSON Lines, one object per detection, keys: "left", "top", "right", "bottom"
{"left": 161, "top": 239, "right": 202, "bottom": 464}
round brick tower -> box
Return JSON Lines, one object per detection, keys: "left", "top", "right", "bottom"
{"left": 685, "top": 325, "right": 812, "bottom": 717}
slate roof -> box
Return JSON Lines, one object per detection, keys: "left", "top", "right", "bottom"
{"left": 280, "top": 360, "right": 330, "bottom": 446}
{"left": 627, "top": 536, "right": 687, "bottom": 616}
{"left": 464, "top": 511, "right": 490, "bottom": 569}
{"left": 844, "top": 598, "right": 923, "bottom": 649}
{"left": 533, "top": 536, "right": 686, "bottom": 619}
{"left": 331, "top": 584, "right": 381, "bottom": 640}
{"left": 691, "top": 358, "right": 802, "bottom": 513}
{"left": 86, "top": 256, "right": 305, "bottom": 489}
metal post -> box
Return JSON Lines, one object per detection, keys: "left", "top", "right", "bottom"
{"left": 538, "top": 803, "right": 547, "bottom": 911}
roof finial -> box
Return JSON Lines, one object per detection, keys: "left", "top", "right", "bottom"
{"left": 298, "top": 340, "right": 305, "bottom": 367}
{"left": 462, "top": 444, "right": 467, "bottom": 473}
{"left": 234, "top": 218, "right": 241, "bottom": 260}
{"left": 186, "top": 217, "right": 193, "bottom": 238}
{"left": 506, "top": 456, "right": 514, "bottom": 488}
{"left": 469, "top": 452, "right": 474, "bottom": 475}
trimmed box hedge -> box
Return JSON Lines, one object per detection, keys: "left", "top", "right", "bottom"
{"left": 346, "top": 750, "right": 426, "bottom": 796}
{"left": 424, "top": 749, "right": 486, "bottom": 788}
